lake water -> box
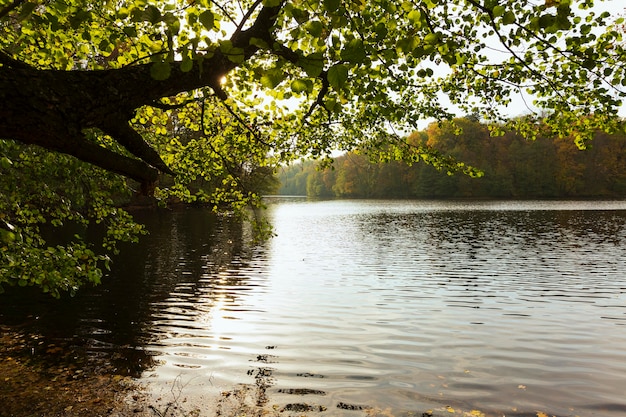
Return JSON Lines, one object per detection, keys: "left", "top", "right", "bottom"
{"left": 2, "top": 199, "right": 626, "bottom": 416}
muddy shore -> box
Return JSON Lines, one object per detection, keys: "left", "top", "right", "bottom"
{"left": 0, "top": 326, "right": 152, "bottom": 417}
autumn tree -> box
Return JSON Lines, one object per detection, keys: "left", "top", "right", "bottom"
{"left": 277, "top": 119, "right": 626, "bottom": 199}
{"left": 2, "top": 0, "right": 625, "bottom": 295}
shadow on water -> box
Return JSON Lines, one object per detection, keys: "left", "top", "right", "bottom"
{"left": 0, "top": 207, "right": 253, "bottom": 378}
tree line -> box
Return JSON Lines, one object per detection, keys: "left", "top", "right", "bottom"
{"left": 278, "top": 118, "right": 626, "bottom": 199}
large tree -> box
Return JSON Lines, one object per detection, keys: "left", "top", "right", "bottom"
{"left": 1, "top": 0, "right": 625, "bottom": 295}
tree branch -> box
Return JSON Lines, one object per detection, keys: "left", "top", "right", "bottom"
{"left": 0, "top": 1, "right": 286, "bottom": 187}
{"left": 0, "top": 0, "right": 26, "bottom": 19}
{"left": 151, "top": 97, "right": 201, "bottom": 110}
{"left": 303, "top": 72, "right": 330, "bottom": 121}
{"left": 0, "top": 50, "right": 34, "bottom": 69}
{"left": 60, "top": 135, "right": 160, "bottom": 191}
{"left": 101, "top": 120, "right": 175, "bottom": 176}
{"left": 232, "top": 0, "right": 264, "bottom": 40}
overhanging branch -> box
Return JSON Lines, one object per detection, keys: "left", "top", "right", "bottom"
{"left": 102, "top": 120, "right": 175, "bottom": 176}
{"left": 58, "top": 136, "right": 160, "bottom": 188}
{"left": 0, "top": 50, "right": 34, "bottom": 69}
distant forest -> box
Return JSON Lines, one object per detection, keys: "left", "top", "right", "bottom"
{"left": 277, "top": 118, "right": 626, "bottom": 199}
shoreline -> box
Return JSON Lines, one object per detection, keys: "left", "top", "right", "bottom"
{"left": 0, "top": 326, "right": 151, "bottom": 417}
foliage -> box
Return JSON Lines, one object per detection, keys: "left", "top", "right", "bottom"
{"left": 278, "top": 118, "right": 626, "bottom": 198}
{"left": 1, "top": 0, "right": 626, "bottom": 295}
{"left": 0, "top": 140, "right": 143, "bottom": 297}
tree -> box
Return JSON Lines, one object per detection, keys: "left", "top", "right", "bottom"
{"left": 1, "top": 0, "right": 625, "bottom": 295}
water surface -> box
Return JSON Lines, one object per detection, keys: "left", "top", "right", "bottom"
{"left": 2, "top": 200, "right": 626, "bottom": 416}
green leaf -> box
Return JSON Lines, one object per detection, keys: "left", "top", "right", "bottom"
{"left": 123, "top": 26, "right": 137, "bottom": 37}
{"left": 538, "top": 14, "right": 554, "bottom": 29}
{"left": 226, "top": 47, "right": 245, "bottom": 63}
{"left": 263, "top": 0, "right": 282, "bottom": 6}
{"left": 69, "top": 10, "right": 91, "bottom": 30}
{"left": 298, "top": 53, "right": 325, "bottom": 77}
{"left": 492, "top": 5, "right": 505, "bottom": 17}
{"left": 502, "top": 11, "right": 516, "bottom": 25}
{"left": 150, "top": 62, "right": 171, "bottom": 80}
{"left": 250, "top": 37, "right": 270, "bottom": 49}
{"left": 407, "top": 9, "right": 421, "bottom": 24}
{"left": 0, "top": 229, "right": 16, "bottom": 244}
{"left": 340, "top": 39, "right": 366, "bottom": 64}
{"left": 199, "top": 10, "right": 214, "bottom": 31}
{"left": 290, "top": 79, "right": 313, "bottom": 94}
{"left": 143, "top": 5, "right": 161, "bottom": 24}
{"left": 324, "top": 97, "right": 338, "bottom": 112}
{"left": 328, "top": 64, "right": 349, "bottom": 90}
{"left": 0, "top": 156, "right": 13, "bottom": 169}
{"left": 260, "top": 69, "right": 285, "bottom": 89}
{"left": 180, "top": 57, "right": 193, "bottom": 72}
{"left": 18, "top": 2, "right": 37, "bottom": 20}
{"left": 424, "top": 32, "right": 440, "bottom": 45}
{"left": 398, "top": 37, "right": 419, "bottom": 54}
{"left": 375, "top": 22, "right": 388, "bottom": 40}
{"left": 219, "top": 40, "right": 245, "bottom": 63}
{"left": 323, "top": 0, "right": 341, "bottom": 13}
{"left": 306, "top": 21, "right": 324, "bottom": 38}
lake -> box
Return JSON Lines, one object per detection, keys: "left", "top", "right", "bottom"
{"left": 2, "top": 199, "right": 626, "bottom": 416}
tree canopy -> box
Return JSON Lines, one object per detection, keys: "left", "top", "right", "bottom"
{"left": 1, "top": 0, "right": 625, "bottom": 295}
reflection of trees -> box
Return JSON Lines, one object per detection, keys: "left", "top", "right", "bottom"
{"left": 348, "top": 206, "right": 626, "bottom": 292}
{"left": 0, "top": 207, "right": 259, "bottom": 376}
{"left": 419, "top": 209, "right": 626, "bottom": 284}
{"left": 424, "top": 209, "right": 625, "bottom": 248}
